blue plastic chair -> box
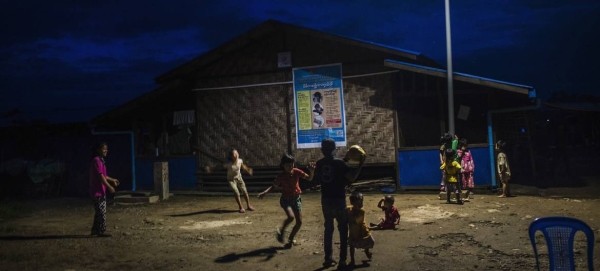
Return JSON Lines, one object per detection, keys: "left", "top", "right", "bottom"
{"left": 528, "top": 216, "right": 595, "bottom": 271}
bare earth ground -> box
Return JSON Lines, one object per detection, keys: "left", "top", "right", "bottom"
{"left": 1, "top": 179, "right": 600, "bottom": 271}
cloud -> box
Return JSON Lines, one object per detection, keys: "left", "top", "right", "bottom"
{"left": 1, "top": 0, "right": 599, "bottom": 124}
{"left": 452, "top": 3, "right": 600, "bottom": 98}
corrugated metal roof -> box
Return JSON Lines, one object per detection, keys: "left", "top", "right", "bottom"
{"left": 384, "top": 59, "right": 534, "bottom": 95}
{"left": 543, "top": 101, "right": 600, "bottom": 112}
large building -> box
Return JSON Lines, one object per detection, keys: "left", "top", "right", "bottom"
{"left": 93, "top": 19, "right": 536, "bottom": 191}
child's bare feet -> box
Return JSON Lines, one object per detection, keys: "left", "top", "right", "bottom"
{"left": 461, "top": 198, "right": 470, "bottom": 202}
{"left": 284, "top": 239, "right": 299, "bottom": 249}
{"left": 276, "top": 228, "right": 284, "bottom": 243}
{"left": 365, "top": 250, "right": 373, "bottom": 259}
{"left": 497, "top": 194, "right": 506, "bottom": 198}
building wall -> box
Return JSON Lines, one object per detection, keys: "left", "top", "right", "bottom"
{"left": 193, "top": 31, "right": 403, "bottom": 167}
{"left": 398, "top": 145, "right": 492, "bottom": 187}
{"left": 135, "top": 157, "right": 197, "bottom": 190}
{"left": 0, "top": 133, "right": 132, "bottom": 198}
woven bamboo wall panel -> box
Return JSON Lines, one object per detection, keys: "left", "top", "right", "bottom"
{"left": 192, "top": 31, "right": 407, "bottom": 167}
{"left": 290, "top": 74, "right": 396, "bottom": 165}
{"left": 197, "top": 86, "right": 288, "bottom": 167}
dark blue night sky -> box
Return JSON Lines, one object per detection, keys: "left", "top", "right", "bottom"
{"left": 1, "top": 0, "right": 599, "bottom": 125}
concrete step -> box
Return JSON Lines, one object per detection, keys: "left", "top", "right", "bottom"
{"left": 114, "top": 193, "right": 168, "bottom": 204}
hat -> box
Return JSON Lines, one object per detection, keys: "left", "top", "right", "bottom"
{"left": 321, "top": 138, "right": 336, "bottom": 156}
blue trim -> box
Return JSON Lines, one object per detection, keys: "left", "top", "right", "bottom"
{"left": 487, "top": 99, "right": 541, "bottom": 187}
{"left": 384, "top": 59, "right": 535, "bottom": 90}
{"left": 90, "top": 128, "right": 137, "bottom": 191}
{"left": 487, "top": 113, "right": 495, "bottom": 187}
{"left": 136, "top": 157, "right": 197, "bottom": 190}
{"left": 398, "top": 147, "right": 491, "bottom": 187}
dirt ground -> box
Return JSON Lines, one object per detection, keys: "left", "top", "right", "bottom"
{"left": 1, "top": 179, "right": 600, "bottom": 271}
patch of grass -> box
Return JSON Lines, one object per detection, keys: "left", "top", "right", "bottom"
{"left": 0, "top": 203, "right": 33, "bottom": 220}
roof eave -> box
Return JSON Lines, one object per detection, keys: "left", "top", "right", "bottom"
{"left": 384, "top": 59, "right": 533, "bottom": 95}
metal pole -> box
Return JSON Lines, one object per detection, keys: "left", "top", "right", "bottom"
{"left": 445, "top": 0, "right": 455, "bottom": 136}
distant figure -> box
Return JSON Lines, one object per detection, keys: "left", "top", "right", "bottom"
{"left": 89, "top": 142, "right": 120, "bottom": 237}
{"left": 441, "top": 148, "right": 462, "bottom": 204}
{"left": 556, "top": 124, "right": 571, "bottom": 175}
{"left": 452, "top": 134, "right": 460, "bottom": 161}
{"left": 496, "top": 140, "right": 511, "bottom": 198}
{"left": 206, "top": 149, "right": 255, "bottom": 213}
{"left": 258, "top": 154, "right": 315, "bottom": 248}
{"left": 369, "top": 195, "right": 400, "bottom": 230}
{"left": 458, "top": 138, "right": 475, "bottom": 202}
{"left": 439, "top": 133, "right": 454, "bottom": 192}
{"left": 347, "top": 191, "right": 374, "bottom": 266}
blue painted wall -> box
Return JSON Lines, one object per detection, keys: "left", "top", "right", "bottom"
{"left": 398, "top": 147, "right": 491, "bottom": 187}
{"left": 135, "top": 157, "right": 197, "bottom": 190}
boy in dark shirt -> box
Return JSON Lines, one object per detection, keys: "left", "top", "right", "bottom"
{"left": 313, "top": 138, "right": 365, "bottom": 267}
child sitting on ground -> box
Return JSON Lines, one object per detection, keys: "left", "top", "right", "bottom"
{"left": 369, "top": 195, "right": 400, "bottom": 230}
{"left": 347, "top": 191, "right": 374, "bottom": 266}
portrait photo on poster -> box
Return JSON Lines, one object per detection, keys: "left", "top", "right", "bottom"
{"left": 313, "top": 115, "right": 324, "bottom": 128}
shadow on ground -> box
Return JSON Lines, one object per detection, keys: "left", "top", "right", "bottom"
{"left": 0, "top": 234, "right": 95, "bottom": 241}
{"left": 167, "top": 209, "right": 239, "bottom": 217}
{"left": 215, "top": 246, "right": 288, "bottom": 263}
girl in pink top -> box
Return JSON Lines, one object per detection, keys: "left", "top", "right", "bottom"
{"left": 258, "top": 154, "right": 315, "bottom": 247}
{"left": 89, "top": 142, "right": 120, "bottom": 237}
{"left": 458, "top": 139, "right": 475, "bottom": 202}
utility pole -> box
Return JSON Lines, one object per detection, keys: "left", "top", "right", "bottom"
{"left": 445, "top": 0, "right": 455, "bottom": 135}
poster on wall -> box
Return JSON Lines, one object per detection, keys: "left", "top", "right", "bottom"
{"left": 293, "top": 63, "right": 347, "bottom": 149}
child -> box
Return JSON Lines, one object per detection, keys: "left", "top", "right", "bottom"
{"left": 441, "top": 148, "right": 462, "bottom": 204}
{"left": 314, "top": 138, "right": 365, "bottom": 268}
{"left": 452, "top": 134, "right": 460, "bottom": 160}
{"left": 458, "top": 138, "right": 475, "bottom": 202}
{"left": 496, "top": 140, "right": 511, "bottom": 198}
{"left": 347, "top": 191, "right": 374, "bottom": 266}
{"left": 258, "top": 154, "right": 315, "bottom": 248}
{"left": 369, "top": 195, "right": 400, "bottom": 230}
{"left": 89, "top": 142, "right": 120, "bottom": 237}
{"left": 206, "top": 148, "right": 255, "bottom": 213}
{"left": 439, "top": 133, "right": 453, "bottom": 192}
